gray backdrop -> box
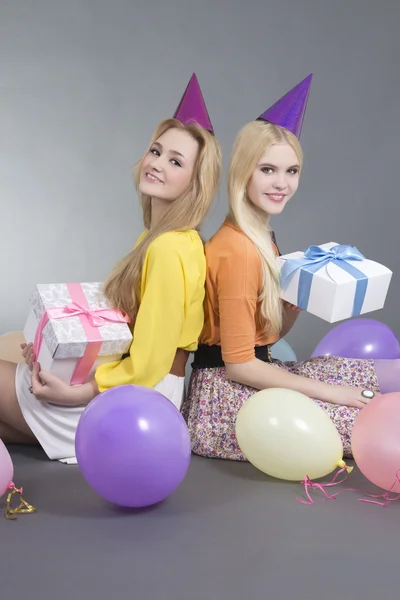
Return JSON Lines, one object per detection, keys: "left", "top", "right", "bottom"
{"left": 1, "top": 0, "right": 399, "bottom": 359}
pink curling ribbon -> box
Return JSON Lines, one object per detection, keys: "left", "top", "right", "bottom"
{"left": 297, "top": 467, "right": 400, "bottom": 507}
{"left": 357, "top": 469, "right": 400, "bottom": 506}
{"left": 296, "top": 465, "right": 351, "bottom": 505}
{"left": 33, "top": 283, "right": 130, "bottom": 385}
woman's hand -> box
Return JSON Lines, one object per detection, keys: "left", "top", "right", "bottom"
{"left": 327, "top": 385, "right": 378, "bottom": 409}
{"left": 30, "top": 363, "right": 78, "bottom": 405}
{"left": 30, "top": 363, "right": 98, "bottom": 406}
{"left": 283, "top": 301, "right": 301, "bottom": 313}
{"left": 21, "top": 342, "right": 36, "bottom": 371}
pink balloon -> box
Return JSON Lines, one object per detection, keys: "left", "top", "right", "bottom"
{"left": 0, "top": 439, "right": 14, "bottom": 497}
{"left": 352, "top": 393, "right": 400, "bottom": 492}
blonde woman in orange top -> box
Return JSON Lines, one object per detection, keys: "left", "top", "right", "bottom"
{"left": 182, "top": 76, "right": 399, "bottom": 461}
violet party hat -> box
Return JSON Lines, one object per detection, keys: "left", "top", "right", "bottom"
{"left": 173, "top": 73, "right": 214, "bottom": 133}
{"left": 257, "top": 74, "right": 313, "bottom": 138}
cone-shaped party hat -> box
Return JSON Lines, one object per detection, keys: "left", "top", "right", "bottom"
{"left": 257, "top": 74, "right": 313, "bottom": 138}
{"left": 173, "top": 73, "right": 214, "bottom": 133}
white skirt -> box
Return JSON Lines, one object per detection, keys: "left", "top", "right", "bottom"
{"left": 15, "top": 363, "right": 186, "bottom": 464}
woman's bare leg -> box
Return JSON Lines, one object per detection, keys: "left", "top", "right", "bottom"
{"left": 0, "top": 420, "right": 37, "bottom": 444}
{"left": 0, "top": 359, "right": 37, "bottom": 442}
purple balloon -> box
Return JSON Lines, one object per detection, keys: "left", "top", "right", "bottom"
{"left": 311, "top": 319, "right": 400, "bottom": 360}
{"left": 75, "top": 385, "right": 191, "bottom": 507}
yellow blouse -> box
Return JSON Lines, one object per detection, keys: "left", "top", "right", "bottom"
{"left": 95, "top": 229, "right": 206, "bottom": 391}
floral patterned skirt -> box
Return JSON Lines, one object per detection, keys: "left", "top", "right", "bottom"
{"left": 181, "top": 357, "right": 380, "bottom": 460}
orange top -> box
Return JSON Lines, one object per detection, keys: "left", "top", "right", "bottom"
{"left": 200, "top": 219, "right": 280, "bottom": 363}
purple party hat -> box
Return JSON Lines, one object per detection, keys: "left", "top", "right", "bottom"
{"left": 257, "top": 74, "right": 313, "bottom": 138}
{"left": 173, "top": 73, "right": 214, "bottom": 133}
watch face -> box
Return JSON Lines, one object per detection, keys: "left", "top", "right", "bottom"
{"left": 362, "top": 390, "right": 374, "bottom": 399}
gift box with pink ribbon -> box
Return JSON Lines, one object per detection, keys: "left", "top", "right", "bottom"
{"left": 23, "top": 282, "right": 133, "bottom": 385}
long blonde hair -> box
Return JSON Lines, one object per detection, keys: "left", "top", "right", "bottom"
{"left": 105, "top": 118, "right": 222, "bottom": 323}
{"left": 228, "top": 120, "right": 303, "bottom": 336}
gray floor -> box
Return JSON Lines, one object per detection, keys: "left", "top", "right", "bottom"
{"left": 1, "top": 446, "right": 398, "bottom": 600}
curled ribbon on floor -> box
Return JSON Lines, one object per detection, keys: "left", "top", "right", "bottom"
{"left": 5, "top": 483, "right": 36, "bottom": 520}
{"left": 296, "top": 465, "right": 400, "bottom": 507}
{"left": 357, "top": 469, "right": 400, "bottom": 506}
{"left": 296, "top": 461, "right": 353, "bottom": 505}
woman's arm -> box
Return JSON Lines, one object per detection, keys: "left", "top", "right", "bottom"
{"left": 225, "top": 359, "right": 370, "bottom": 409}
{"left": 30, "top": 365, "right": 99, "bottom": 406}
{"left": 23, "top": 342, "right": 100, "bottom": 406}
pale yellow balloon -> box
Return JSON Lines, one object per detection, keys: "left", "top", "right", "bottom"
{"left": 236, "top": 388, "right": 344, "bottom": 481}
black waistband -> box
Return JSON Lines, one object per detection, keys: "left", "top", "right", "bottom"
{"left": 192, "top": 344, "right": 272, "bottom": 369}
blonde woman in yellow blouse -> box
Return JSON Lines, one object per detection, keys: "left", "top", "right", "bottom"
{"left": 0, "top": 76, "right": 222, "bottom": 462}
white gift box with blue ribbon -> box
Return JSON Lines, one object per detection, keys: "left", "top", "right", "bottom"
{"left": 278, "top": 242, "right": 392, "bottom": 323}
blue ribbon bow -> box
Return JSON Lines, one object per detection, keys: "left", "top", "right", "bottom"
{"left": 280, "top": 244, "right": 369, "bottom": 317}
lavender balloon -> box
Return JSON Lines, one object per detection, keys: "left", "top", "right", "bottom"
{"left": 75, "top": 385, "right": 191, "bottom": 507}
{"left": 311, "top": 319, "right": 400, "bottom": 360}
